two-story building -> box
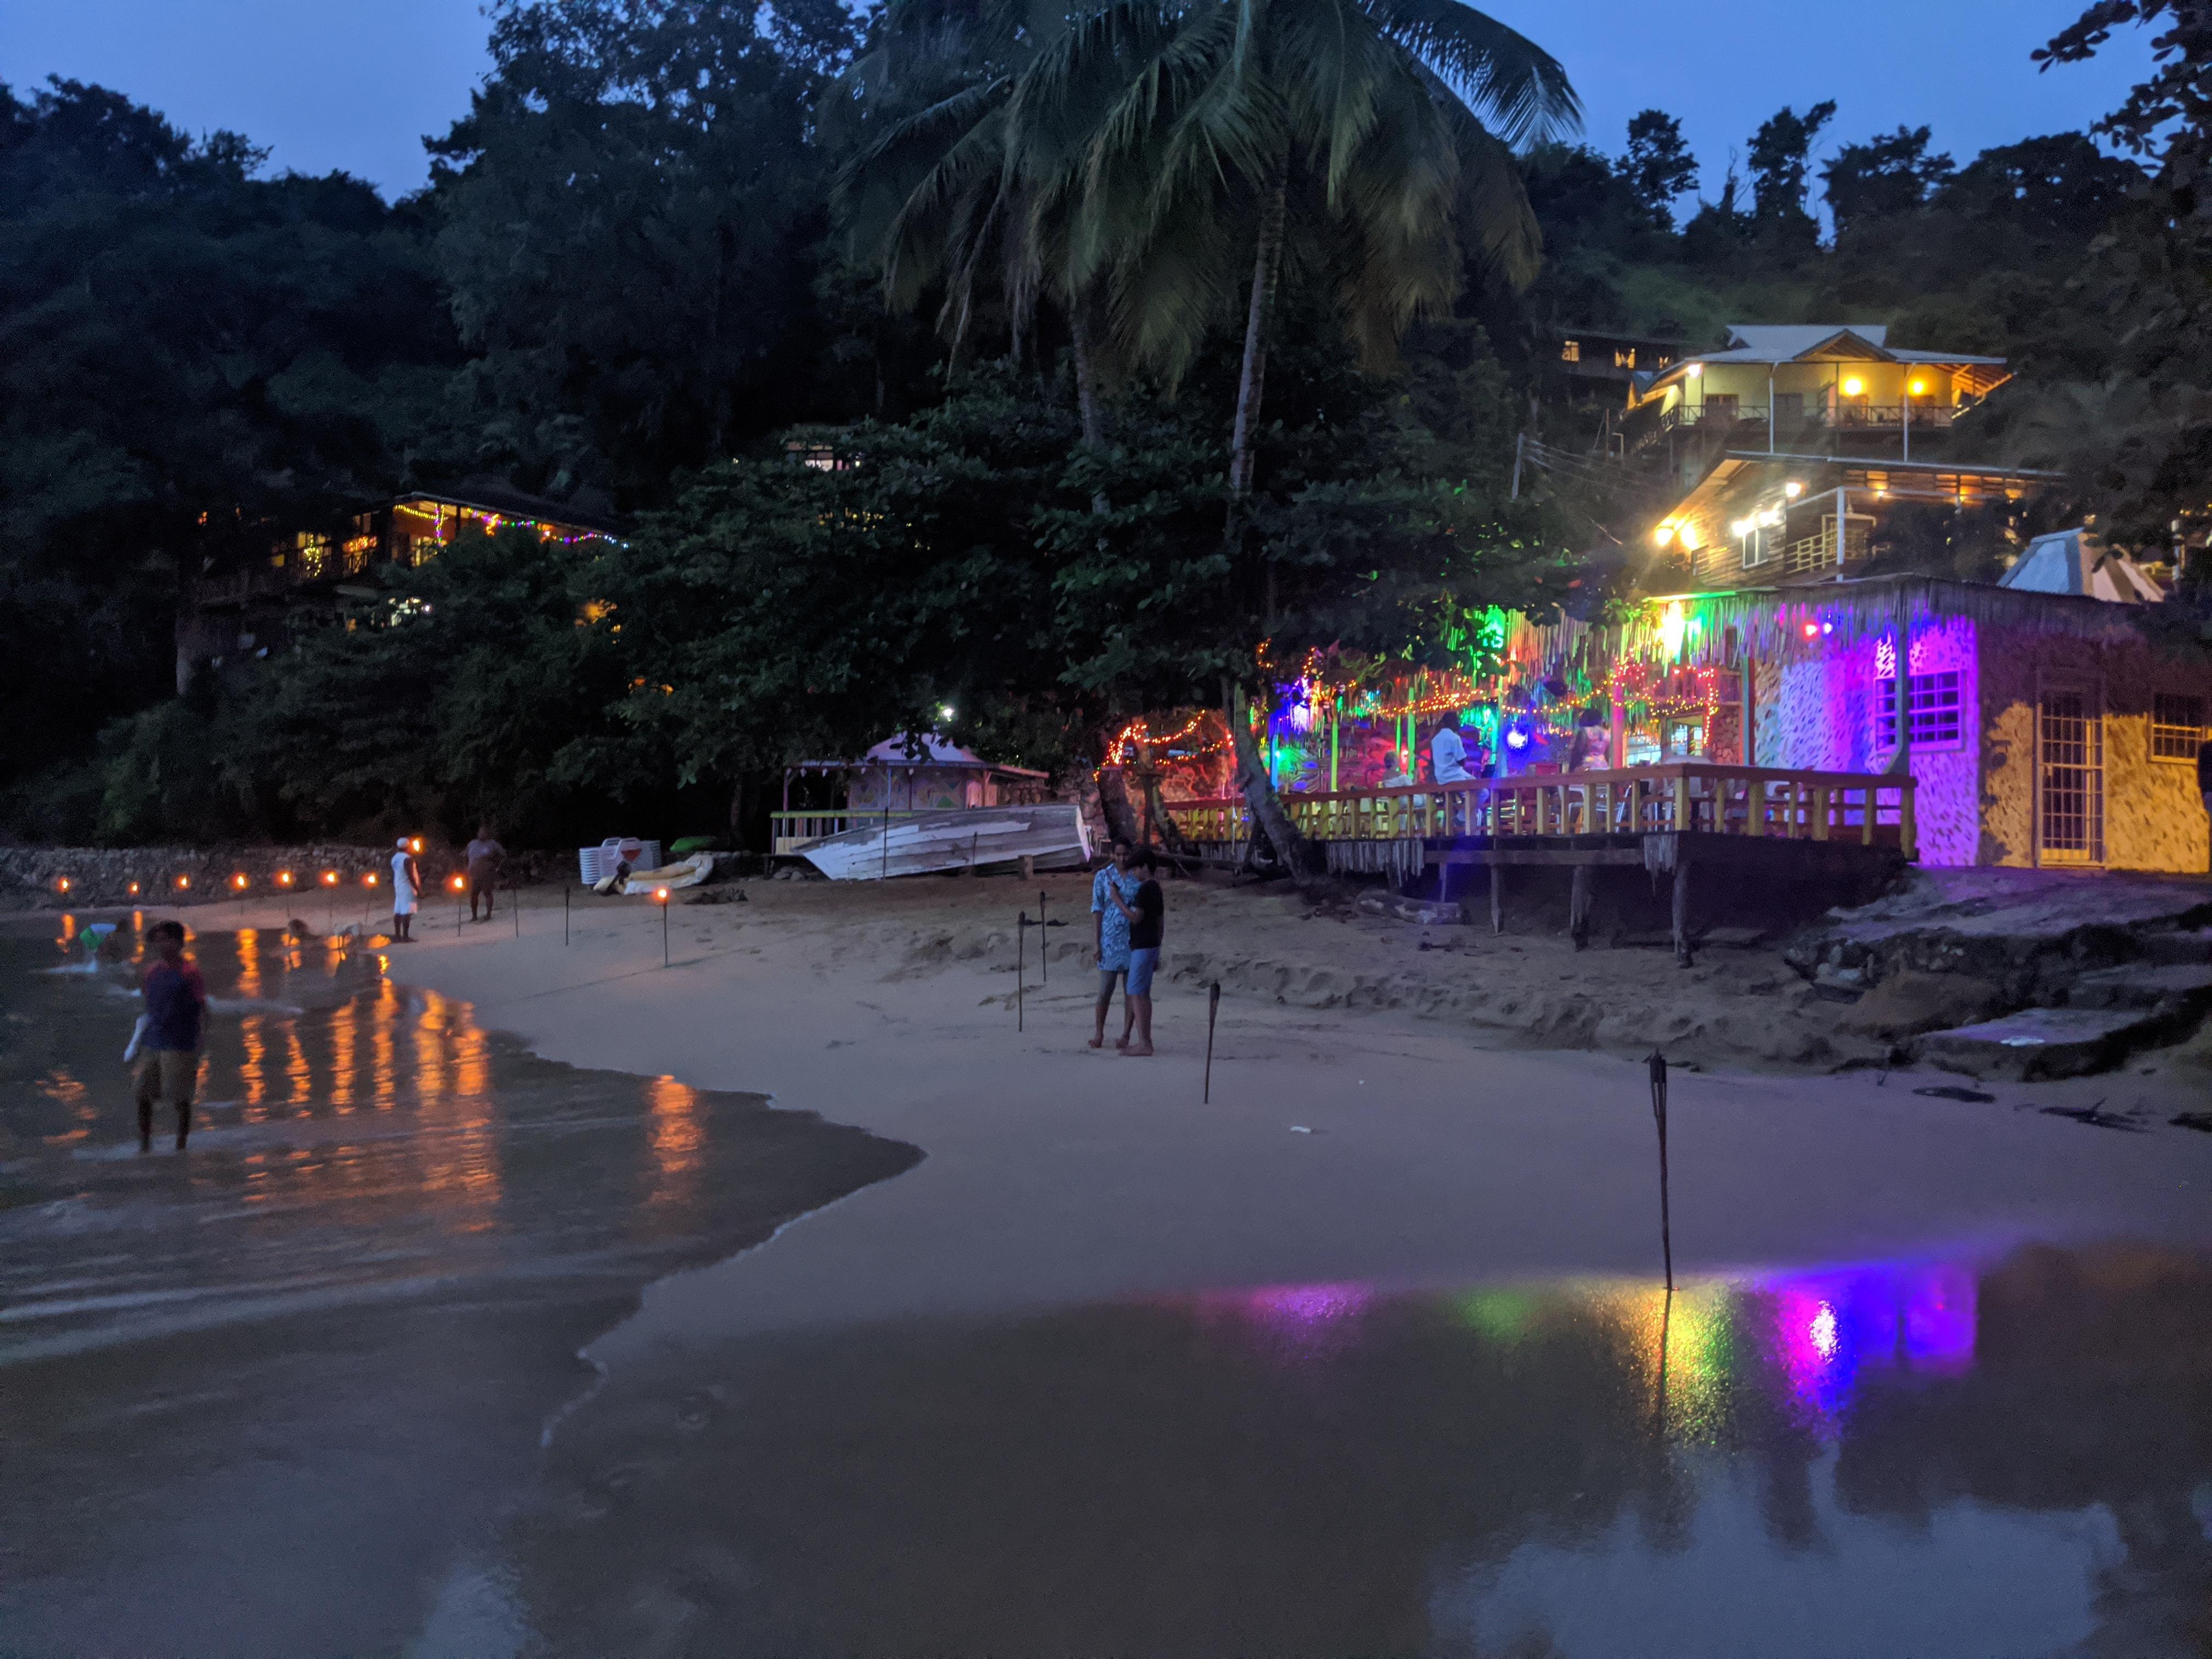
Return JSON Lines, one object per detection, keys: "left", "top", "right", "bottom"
{"left": 1626, "top": 324, "right": 2013, "bottom": 461}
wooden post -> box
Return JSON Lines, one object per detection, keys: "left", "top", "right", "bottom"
{"left": 1860, "top": 786, "right": 1875, "bottom": 846}
{"left": 1649, "top": 1050, "right": 1674, "bottom": 1290}
{"left": 1672, "top": 856, "right": 1692, "bottom": 968}
{"left": 1204, "top": 981, "right": 1221, "bottom": 1103}
{"left": 1746, "top": 776, "right": 1764, "bottom": 837}
{"left": 1812, "top": 785, "right": 1830, "bottom": 842}
{"left": 1610, "top": 695, "right": 1628, "bottom": 770}
{"left": 1900, "top": 780, "right": 1918, "bottom": 862}
{"left": 1672, "top": 771, "right": 1690, "bottom": 834}
{"left": 1570, "top": 862, "right": 1593, "bottom": 951}
{"left": 1489, "top": 859, "right": 1504, "bottom": 936}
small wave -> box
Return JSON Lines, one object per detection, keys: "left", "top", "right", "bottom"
{"left": 206, "top": 995, "right": 307, "bottom": 1015}
{"left": 37, "top": 961, "right": 105, "bottom": 977}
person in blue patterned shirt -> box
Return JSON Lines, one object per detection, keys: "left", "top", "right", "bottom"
{"left": 1088, "top": 839, "right": 1142, "bottom": 1049}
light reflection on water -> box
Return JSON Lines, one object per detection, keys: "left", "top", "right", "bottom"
{"left": 516, "top": 1250, "right": 2212, "bottom": 1657}
{"left": 0, "top": 924, "right": 907, "bottom": 1363}
{"left": 0, "top": 920, "right": 922, "bottom": 1658}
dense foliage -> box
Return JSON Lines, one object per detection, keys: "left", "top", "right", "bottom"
{"left": 4, "top": 0, "right": 2205, "bottom": 846}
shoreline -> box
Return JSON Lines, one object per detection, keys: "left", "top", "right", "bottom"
{"left": 68, "top": 874, "right": 2209, "bottom": 1321}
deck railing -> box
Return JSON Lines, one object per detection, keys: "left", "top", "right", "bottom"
{"left": 1164, "top": 763, "right": 1917, "bottom": 861}
{"left": 771, "top": 809, "right": 927, "bottom": 854}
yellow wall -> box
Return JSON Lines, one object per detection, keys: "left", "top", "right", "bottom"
{"left": 1976, "top": 633, "right": 2211, "bottom": 872}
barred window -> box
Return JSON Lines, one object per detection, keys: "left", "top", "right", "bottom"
{"left": 1875, "top": 671, "right": 1963, "bottom": 750}
{"left": 2152, "top": 692, "right": 2206, "bottom": 761}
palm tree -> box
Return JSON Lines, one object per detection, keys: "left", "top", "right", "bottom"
{"left": 1006, "top": 0, "right": 1578, "bottom": 868}
{"left": 830, "top": 0, "right": 1113, "bottom": 444}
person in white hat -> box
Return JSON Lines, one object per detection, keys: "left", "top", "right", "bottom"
{"left": 390, "top": 838, "right": 422, "bottom": 941}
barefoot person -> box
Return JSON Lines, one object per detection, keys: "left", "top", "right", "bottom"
{"left": 465, "top": 824, "right": 505, "bottom": 922}
{"left": 134, "top": 920, "right": 205, "bottom": 1152}
{"left": 391, "top": 838, "right": 422, "bottom": 941}
{"left": 1088, "top": 839, "right": 1141, "bottom": 1049}
{"left": 1108, "top": 850, "right": 1165, "bottom": 1056}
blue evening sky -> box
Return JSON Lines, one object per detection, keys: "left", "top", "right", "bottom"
{"left": 1, "top": 0, "right": 2157, "bottom": 202}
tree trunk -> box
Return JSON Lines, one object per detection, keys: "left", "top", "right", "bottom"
{"left": 1069, "top": 303, "right": 1103, "bottom": 449}
{"left": 1226, "top": 167, "right": 1289, "bottom": 511}
{"left": 1226, "top": 678, "right": 1313, "bottom": 883}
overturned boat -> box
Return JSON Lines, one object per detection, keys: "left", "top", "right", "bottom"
{"left": 795, "top": 805, "right": 1092, "bottom": 881}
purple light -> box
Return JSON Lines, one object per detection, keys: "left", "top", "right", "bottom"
{"left": 1504, "top": 723, "right": 1532, "bottom": 751}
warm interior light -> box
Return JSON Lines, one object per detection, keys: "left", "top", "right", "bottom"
{"left": 1653, "top": 523, "right": 1677, "bottom": 548}
{"left": 1842, "top": 376, "right": 1865, "bottom": 398}
{"left": 1784, "top": 481, "right": 1803, "bottom": 499}
{"left": 1909, "top": 378, "right": 1928, "bottom": 397}
{"left": 1686, "top": 363, "right": 1704, "bottom": 379}
{"left": 1677, "top": 524, "right": 1703, "bottom": 552}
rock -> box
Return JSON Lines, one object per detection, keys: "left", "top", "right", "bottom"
{"left": 1917, "top": 1007, "right": 2163, "bottom": 1081}
{"left": 2065, "top": 962, "right": 2212, "bottom": 1013}
{"left": 1836, "top": 970, "right": 2007, "bottom": 1039}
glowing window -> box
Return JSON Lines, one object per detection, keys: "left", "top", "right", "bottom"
{"left": 2152, "top": 693, "right": 2206, "bottom": 761}
{"left": 1876, "top": 672, "right": 1963, "bottom": 750}
{"left": 1560, "top": 339, "right": 1581, "bottom": 363}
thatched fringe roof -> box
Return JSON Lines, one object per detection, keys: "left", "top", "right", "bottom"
{"left": 1499, "top": 577, "right": 2199, "bottom": 684}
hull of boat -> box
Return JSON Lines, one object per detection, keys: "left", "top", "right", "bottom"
{"left": 798, "top": 805, "right": 1092, "bottom": 880}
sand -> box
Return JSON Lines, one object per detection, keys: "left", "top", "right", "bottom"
{"left": 148, "top": 870, "right": 2212, "bottom": 1356}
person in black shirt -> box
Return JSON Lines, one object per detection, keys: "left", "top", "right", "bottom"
{"left": 1109, "top": 850, "right": 1165, "bottom": 1057}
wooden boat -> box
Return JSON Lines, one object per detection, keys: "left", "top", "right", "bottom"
{"left": 796, "top": 805, "right": 1092, "bottom": 880}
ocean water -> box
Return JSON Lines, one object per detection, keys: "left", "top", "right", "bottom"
{"left": 0, "top": 921, "right": 920, "bottom": 1656}
{"left": 513, "top": 1251, "right": 2212, "bottom": 1657}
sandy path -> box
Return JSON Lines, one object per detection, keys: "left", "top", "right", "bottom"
{"left": 150, "top": 876, "right": 2212, "bottom": 1368}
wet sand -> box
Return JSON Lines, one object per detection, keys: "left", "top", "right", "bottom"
{"left": 0, "top": 924, "right": 917, "bottom": 1656}
{"left": 10, "top": 881, "right": 2212, "bottom": 1655}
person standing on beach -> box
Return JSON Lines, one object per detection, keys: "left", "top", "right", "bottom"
{"left": 134, "top": 920, "right": 205, "bottom": 1152}
{"left": 391, "top": 838, "right": 422, "bottom": 941}
{"left": 465, "top": 825, "right": 505, "bottom": 922}
{"left": 1107, "top": 850, "right": 1165, "bottom": 1056}
{"left": 1088, "top": 839, "right": 1142, "bottom": 1048}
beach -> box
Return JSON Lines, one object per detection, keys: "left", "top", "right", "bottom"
{"left": 10, "top": 874, "right": 2212, "bottom": 1654}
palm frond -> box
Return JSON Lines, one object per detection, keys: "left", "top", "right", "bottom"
{"left": 1356, "top": 0, "right": 1579, "bottom": 145}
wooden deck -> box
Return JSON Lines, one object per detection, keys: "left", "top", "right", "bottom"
{"left": 1162, "top": 764, "right": 1915, "bottom": 964}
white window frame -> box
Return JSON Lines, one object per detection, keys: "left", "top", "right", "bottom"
{"left": 1874, "top": 670, "right": 1965, "bottom": 753}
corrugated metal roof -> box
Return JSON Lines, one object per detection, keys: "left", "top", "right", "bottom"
{"left": 1728, "top": 324, "right": 1888, "bottom": 355}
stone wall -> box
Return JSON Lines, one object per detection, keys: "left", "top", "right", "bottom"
{"left": 1752, "top": 616, "right": 1982, "bottom": 868}
{"left": 1977, "top": 633, "right": 2211, "bottom": 874}
{"left": 0, "top": 845, "right": 576, "bottom": 911}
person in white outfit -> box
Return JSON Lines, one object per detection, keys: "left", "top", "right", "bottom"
{"left": 1430, "top": 720, "right": 1479, "bottom": 784}
{"left": 390, "top": 838, "right": 422, "bottom": 941}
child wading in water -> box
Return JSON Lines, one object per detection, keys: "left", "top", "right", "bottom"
{"left": 1107, "top": 850, "right": 1164, "bottom": 1056}
{"left": 134, "top": 920, "right": 206, "bottom": 1152}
